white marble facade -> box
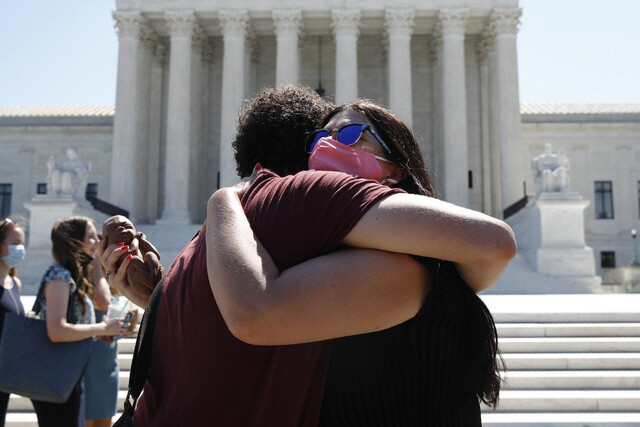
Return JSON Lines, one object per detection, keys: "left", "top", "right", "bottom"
{"left": 3, "top": 1, "right": 640, "bottom": 284}
{"left": 107, "top": 0, "right": 523, "bottom": 223}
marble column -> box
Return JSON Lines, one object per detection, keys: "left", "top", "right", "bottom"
{"left": 219, "top": 10, "right": 248, "bottom": 188}
{"left": 133, "top": 23, "right": 160, "bottom": 223}
{"left": 111, "top": 11, "right": 144, "bottom": 219}
{"left": 162, "top": 10, "right": 196, "bottom": 222}
{"left": 273, "top": 9, "right": 302, "bottom": 88}
{"left": 144, "top": 39, "right": 166, "bottom": 223}
{"left": 385, "top": 9, "right": 414, "bottom": 128}
{"left": 477, "top": 30, "right": 495, "bottom": 215}
{"left": 438, "top": 8, "right": 469, "bottom": 207}
{"left": 332, "top": 9, "right": 360, "bottom": 105}
{"left": 491, "top": 8, "right": 523, "bottom": 214}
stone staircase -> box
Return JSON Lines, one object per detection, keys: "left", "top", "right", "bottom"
{"left": 481, "top": 294, "right": 640, "bottom": 426}
{"left": 5, "top": 294, "right": 640, "bottom": 426}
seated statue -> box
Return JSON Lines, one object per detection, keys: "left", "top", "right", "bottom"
{"left": 46, "top": 148, "right": 91, "bottom": 199}
{"left": 530, "top": 143, "right": 569, "bottom": 195}
{"left": 102, "top": 215, "right": 164, "bottom": 297}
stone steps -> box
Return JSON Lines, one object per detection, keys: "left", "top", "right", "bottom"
{"left": 6, "top": 294, "right": 640, "bottom": 426}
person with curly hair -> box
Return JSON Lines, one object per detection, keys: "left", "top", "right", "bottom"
{"left": 31, "top": 216, "right": 129, "bottom": 427}
{"left": 207, "top": 100, "right": 507, "bottom": 425}
{"left": 102, "top": 86, "right": 514, "bottom": 426}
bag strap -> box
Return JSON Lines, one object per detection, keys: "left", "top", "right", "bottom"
{"left": 127, "top": 275, "right": 164, "bottom": 403}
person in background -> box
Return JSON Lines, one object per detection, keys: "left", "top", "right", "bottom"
{"left": 84, "top": 232, "right": 130, "bottom": 427}
{"left": 0, "top": 217, "right": 26, "bottom": 427}
{"left": 31, "top": 216, "right": 128, "bottom": 427}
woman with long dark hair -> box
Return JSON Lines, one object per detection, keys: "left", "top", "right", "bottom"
{"left": 205, "top": 99, "right": 511, "bottom": 425}
{"left": 31, "top": 216, "right": 127, "bottom": 427}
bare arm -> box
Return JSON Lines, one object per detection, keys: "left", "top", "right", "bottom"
{"left": 91, "top": 256, "right": 111, "bottom": 310}
{"left": 342, "top": 193, "right": 516, "bottom": 292}
{"left": 43, "top": 279, "right": 128, "bottom": 342}
{"left": 206, "top": 188, "right": 431, "bottom": 345}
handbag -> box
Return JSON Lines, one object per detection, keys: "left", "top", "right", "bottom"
{"left": 0, "top": 265, "right": 91, "bottom": 403}
{"left": 0, "top": 313, "right": 91, "bottom": 403}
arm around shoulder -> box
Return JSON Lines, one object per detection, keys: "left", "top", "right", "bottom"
{"left": 342, "top": 193, "right": 517, "bottom": 293}
{"left": 206, "top": 188, "right": 432, "bottom": 345}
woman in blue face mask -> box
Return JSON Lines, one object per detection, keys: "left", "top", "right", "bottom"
{"left": 0, "top": 217, "right": 26, "bottom": 427}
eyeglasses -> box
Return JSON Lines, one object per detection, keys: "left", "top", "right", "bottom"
{"left": 306, "top": 122, "right": 394, "bottom": 157}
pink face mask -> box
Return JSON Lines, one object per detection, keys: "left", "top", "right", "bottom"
{"left": 308, "top": 137, "right": 392, "bottom": 182}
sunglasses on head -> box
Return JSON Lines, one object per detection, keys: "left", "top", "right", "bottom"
{"left": 0, "top": 218, "right": 12, "bottom": 232}
{"left": 306, "top": 122, "right": 394, "bottom": 157}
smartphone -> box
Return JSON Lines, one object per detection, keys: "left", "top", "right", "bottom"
{"left": 114, "top": 310, "right": 135, "bottom": 340}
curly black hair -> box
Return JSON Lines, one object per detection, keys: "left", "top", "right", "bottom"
{"left": 233, "top": 85, "right": 333, "bottom": 178}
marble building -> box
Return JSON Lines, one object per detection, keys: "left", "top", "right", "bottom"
{"left": 1, "top": 0, "right": 640, "bottom": 287}
{"left": 107, "top": 0, "right": 523, "bottom": 224}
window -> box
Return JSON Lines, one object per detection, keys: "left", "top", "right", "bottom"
{"left": 37, "top": 183, "right": 47, "bottom": 194}
{"left": 594, "top": 181, "right": 614, "bottom": 219}
{"left": 0, "top": 184, "right": 11, "bottom": 218}
{"left": 601, "top": 251, "right": 616, "bottom": 268}
{"left": 85, "top": 183, "right": 98, "bottom": 200}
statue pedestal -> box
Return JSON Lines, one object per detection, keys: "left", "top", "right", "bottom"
{"left": 508, "top": 191, "right": 601, "bottom": 290}
{"left": 24, "top": 195, "right": 77, "bottom": 248}
{"left": 622, "top": 265, "right": 640, "bottom": 292}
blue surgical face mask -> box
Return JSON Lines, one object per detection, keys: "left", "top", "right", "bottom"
{"left": 3, "top": 245, "right": 26, "bottom": 268}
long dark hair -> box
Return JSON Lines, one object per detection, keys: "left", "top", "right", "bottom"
{"left": 321, "top": 100, "right": 436, "bottom": 197}
{"left": 51, "top": 216, "right": 95, "bottom": 314}
{"left": 322, "top": 101, "right": 502, "bottom": 408}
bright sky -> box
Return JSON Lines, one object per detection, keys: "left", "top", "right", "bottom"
{"left": 1, "top": 0, "right": 638, "bottom": 106}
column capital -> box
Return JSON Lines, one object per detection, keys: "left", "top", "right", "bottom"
{"left": 437, "top": 8, "right": 467, "bottom": 37}
{"left": 140, "top": 23, "right": 168, "bottom": 63}
{"left": 113, "top": 10, "right": 144, "bottom": 39}
{"left": 166, "top": 10, "right": 196, "bottom": 38}
{"left": 272, "top": 9, "right": 302, "bottom": 37}
{"left": 192, "top": 25, "right": 207, "bottom": 49}
{"left": 219, "top": 9, "right": 249, "bottom": 37}
{"left": 476, "top": 26, "right": 495, "bottom": 63}
{"left": 384, "top": 8, "right": 415, "bottom": 37}
{"left": 331, "top": 9, "right": 361, "bottom": 37}
{"left": 490, "top": 8, "right": 522, "bottom": 36}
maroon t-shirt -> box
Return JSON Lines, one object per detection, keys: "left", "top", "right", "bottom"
{"left": 134, "top": 169, "right": 402, "bottom": 427}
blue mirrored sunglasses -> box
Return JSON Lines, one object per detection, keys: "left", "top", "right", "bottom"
{"left": 306, "top": 122, "right": 394, "bottom": 157}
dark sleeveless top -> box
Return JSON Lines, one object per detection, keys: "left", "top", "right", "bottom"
{"left": 319, "top": 258, "right": 495, "bottom": 426}
{"left": 0, "top": 276, "right": 25, "bottom": 337}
